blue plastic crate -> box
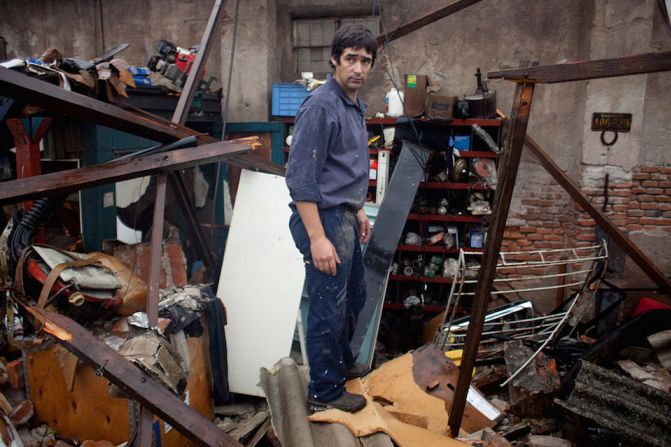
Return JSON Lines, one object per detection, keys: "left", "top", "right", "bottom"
{"left": 272, "top": 83, "right": 309, "bottom": 117}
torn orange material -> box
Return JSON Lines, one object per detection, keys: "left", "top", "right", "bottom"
{"left": 309, "top": 379, "right": 467, "bottom": 447}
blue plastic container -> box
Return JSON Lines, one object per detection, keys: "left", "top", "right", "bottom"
{"left": 272, "top": 83, "right": 309, "bottom": 116}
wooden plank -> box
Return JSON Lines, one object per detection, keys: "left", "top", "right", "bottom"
{"left": 376, "top": 0, "right": 483, "bottom": 46}
{"left": 0, "top": 139, "right": 253, "bottom": 205}
{"left": 0, "top": 67, "right": 283, "bottom": 175}
{"left": 24, "top": 306, "right": 239, "bottom": 447}
{"left": 488, "top": 51, "right": 671, "bottom": 84}
{"left": 448, "top": 82, "right": 535, "bottom": 437}
{"left": 522, "top": 132, "right": 671, "bottom": 294}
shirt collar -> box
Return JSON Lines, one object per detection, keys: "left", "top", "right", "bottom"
{"left": 327, "top": 74, "right": 366, "bottom": 113}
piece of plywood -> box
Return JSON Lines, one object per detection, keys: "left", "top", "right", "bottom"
{"left": 217, "top": 170, "right": 305, "bottom": 396}
{"left": 25, "top": 325, "right": 213, "bottom": 446}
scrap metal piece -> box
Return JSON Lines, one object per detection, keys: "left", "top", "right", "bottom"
{"left": 556, "top": 360, "right": 671, "bottom": 447}
{"left": 118, "top": 332, "right": 186, "bottom": 396}
{"left": 0, "top": 139, "right": 254, "bottom": 205}
{"left": 23, "top": 305, "right": 241, "bottom": 447}
{"left": 350, "top": 140, "right": 432, "bottom": 363}
{"left": 648, "top": 330, "right": 671, "bottom": 371}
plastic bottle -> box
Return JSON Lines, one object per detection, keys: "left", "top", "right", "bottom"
{"left": 385, "top": 88, "right": 404, "bottom": 117}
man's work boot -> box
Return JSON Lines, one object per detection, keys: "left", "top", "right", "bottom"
{"left": 346, "top": 363, "right": 371, "bottom": 380}
{"left": 307, "top": 391, "right": 367, "bottom": 414}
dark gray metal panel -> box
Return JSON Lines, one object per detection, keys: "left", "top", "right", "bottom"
{"left": 556, "top": 360, "right": 671, "bottom": 447}
{"left": 350, "top": 140, "right": 432, "bottom": 360}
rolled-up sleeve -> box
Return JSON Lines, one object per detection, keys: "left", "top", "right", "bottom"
{"left": 285, "top": 105, "right": 338, "bottom": 204}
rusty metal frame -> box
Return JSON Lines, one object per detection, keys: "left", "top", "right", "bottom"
{"left": 448, "top": 51, "right": 671, "bottom": 436}
{"left": 376, "top": 0, "right": 483, "bottom": 46}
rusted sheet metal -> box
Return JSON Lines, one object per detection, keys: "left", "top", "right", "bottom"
{"left": 0, "top": 139, "right": 254, "bottom": 205}
{"left": 488, "top": 51, "right": 671, "bottom": 84}
{"left": 376, "top": 0, "right": 483, "bottom": 46}
{"left": 0, "top": 67, "right": 283, "bottom": 176}
{"left": 24, "top": 305, "right": 241, "bottom": 447}
{"left": 556, "top": 360, "right": 671, "bottom": 447}
{"left": 448, "top": 82, "right": 535, "bottom": 437}
{"left": 520, "top": 131, "right": 671, "bottom": 294}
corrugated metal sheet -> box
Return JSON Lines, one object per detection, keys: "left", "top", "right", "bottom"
{"left": 556, "top": 360, "right": 671, "bottom": 447}
{"left": 260, "top": 357, "right": 394, "bottom": 447}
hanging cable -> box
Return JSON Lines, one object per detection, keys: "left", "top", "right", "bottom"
{"left": 209, "top": 0, "right": 241, "bottom": 249}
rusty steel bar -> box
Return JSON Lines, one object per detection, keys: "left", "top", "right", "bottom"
{"left": 24, "top": 306, "right": 242, "bottom": 447}
{"left": 448, "top": 82, "right": 536, "bottom": 437}
{"left": 376, "top": 0, "right": 483, "bottom": 46}
{"left": 488, "top": 51, "right": 671, "bottom": 84}
{"left": 173, "top": 0, "right": 225, "bottom": 125}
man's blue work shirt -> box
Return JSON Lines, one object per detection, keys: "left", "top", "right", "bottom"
{"left": 285, "top": 75, "right": 369, "bottom": 210}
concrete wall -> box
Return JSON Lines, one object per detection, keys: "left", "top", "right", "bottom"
{"left": 0, "top": 0, "right": 222, "bottom": 88}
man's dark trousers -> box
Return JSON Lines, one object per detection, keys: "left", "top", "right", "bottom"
{"left": 289, "top": 206, "right": 366, "bottom": 401}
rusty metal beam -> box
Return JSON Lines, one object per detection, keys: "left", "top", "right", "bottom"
{"left": 488, "top": 51, "right": 671, "bottom": 84}
{"left": 0, "top": 139, "right": 254, "bottom": 205}
{"left": 173, "top": 0, "right": 225, "bottom": 125}
{"left": 448, "top": 82, "right": 536, "bottom": 437}
{"left": 522, "top": 132, "right": 671, "bottom": 294}
{"left": 0, "top": 67, "right": 284, "bottom": 176}
{"left": 376, "top": 0, "right": 483, "bottom": 46}
{"left": 24, "top": 305, "right": 241, "bottom": 447}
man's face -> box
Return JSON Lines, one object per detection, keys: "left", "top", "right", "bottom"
{"left": 331, "top": 46, "right": 373, "bottom": 99}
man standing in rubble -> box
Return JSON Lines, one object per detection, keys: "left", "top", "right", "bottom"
{"left": 285, "top": 25, "right": 375, "bottom": 414}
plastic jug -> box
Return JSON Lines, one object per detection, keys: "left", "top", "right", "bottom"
{"left": 385, "top": 88, "right": 404, "bottom": 117}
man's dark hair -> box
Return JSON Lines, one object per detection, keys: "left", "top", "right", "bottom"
{"left": 329, "top": 24, "right": 377, "bottom": 69}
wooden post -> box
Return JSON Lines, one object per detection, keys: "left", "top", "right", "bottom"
{"left": 448, "top": 82, "right": 535, "bottom": 437}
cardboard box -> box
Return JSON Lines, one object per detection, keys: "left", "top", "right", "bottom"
{"left": 404, "top": 74, "right": 429, "bottom": 117}
{"left": 426, "top": 94, "right": 456, "bottom": 121}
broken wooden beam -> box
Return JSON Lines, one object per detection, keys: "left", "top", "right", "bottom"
{"left": 0, "top": 139, "right": 253, "bottom": 205}
{"left": 521, "top": 131, "right": 671, "bottom": 295}
{"left": 24, "top": 305, "right": 241, "bottom": 447}
{"left": 448, "top": 82, "right": 536, "bottom": 437}
{"left": 376, "top": 0, "right": 483, "bottom": 46}
{"left": 0, "top": 67, "right": 283, "bottom": 176}
{"left": 488, "top": 51, "right": 671, "bottom": 83}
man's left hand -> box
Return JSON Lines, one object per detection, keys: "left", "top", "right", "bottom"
{"left": 357, "top": 208, "right": 371, "bottom": 243}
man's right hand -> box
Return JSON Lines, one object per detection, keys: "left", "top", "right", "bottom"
{"left": 310, "top": 235, "right": 341, "bottom": 276}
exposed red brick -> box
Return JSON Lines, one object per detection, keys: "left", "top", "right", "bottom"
{"left": 637, "top": 195, "right": 655, "bottom": 202}
{"left": 646, "top": 188, "right": 665, "bottom": 195}
{"left": 661, "top": 167, "right": 671, "bottom": 174}
{"left": 640, "top": 167, "right": 660, "bottom": 173}
{"left": 528, "top": 234, "right": 544, "bottom": 241}
{"left": 610, "top": 218, "right": 627, "bottom": 226}
{"left": 626, "top": 217, "right": 640, "bottom": 224}
{"left": 518, "top": 240, "right": 532, "bottom": 246}
{"left": 521, "top": 199, "right": 540, "bottom": 206}
{"left": 650, "top": 173, "right": 666, "bottom": 180}
{"left": 640, "top": 218, "right": 671, "bottom": 225}
{"left": 640, "top": 203, "right": 658, "bottom": 210}
{"left": 666, "top": 188, "right": 671, "bottom": 194}
{"left": 659, "top": 196, "right": 671, "bottom": 202}
{"left": 660, "top": 204, "right": 671, "bottom": 211}
{"left": 577, "top": 234, "right": 595, "bottom": 241}
{"left": 612, "top": 205, "right": 628, "bottom": 212}
{"left": 610, "top": 189, "right": 632, "bottom": 197}
{"left": 544, "top": 234, "right": 563, "bottom": 241}
{"left": 631, "top": 187, "right": 646, "bottom": 194}
{"left": 626, "top": 224, "right": 642, "bottom": 231}
{"left": 612, "top": 182, "right": 633, "bottom": 188}
{"left": 641, "top": 180, "right": 659, "bottom": 187}
{"left": 518, "top": 227, "right": 536, "bottom": 234}
{"left": 663, "top": 211, "right": 671, "bottom": 218}
{"left": 659, "top": 181, "right": 671, "bottom": 188}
